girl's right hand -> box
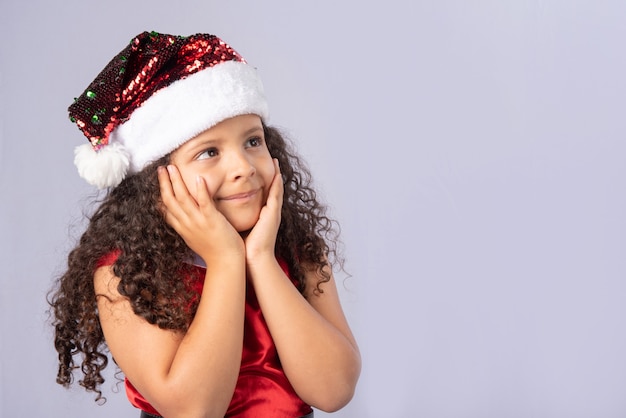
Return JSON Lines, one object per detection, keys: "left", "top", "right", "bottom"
{"left": 158, "top": 165, "right": 245, "bottom": 263}
{"left": 98, "top": 166, "right": 248, "bottom": 418}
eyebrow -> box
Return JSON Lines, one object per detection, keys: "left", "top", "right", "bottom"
{"left": 239, "top": 125, "right": 264, "bottom": 138}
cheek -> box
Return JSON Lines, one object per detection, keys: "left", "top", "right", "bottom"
{"left": 180, "top": 171, "right": 218, "bottom": 200}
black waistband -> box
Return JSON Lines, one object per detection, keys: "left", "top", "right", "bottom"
{"left": 140, "top": 410, "right": 314, "bottom": 418}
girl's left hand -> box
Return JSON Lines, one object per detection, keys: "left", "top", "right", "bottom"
{"left": 244, "top": 159, "right": 283, "bottom": 263}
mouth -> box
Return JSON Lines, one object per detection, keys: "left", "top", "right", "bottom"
{"left": 218, "top": 189, "right": 259, "bottom": 201}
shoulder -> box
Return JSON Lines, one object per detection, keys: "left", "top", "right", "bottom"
{"left": 94, "top": 262, "right": 124, "bottom": 304}
{"left": 93, "top": 249, "right": 123, "bottom": 300}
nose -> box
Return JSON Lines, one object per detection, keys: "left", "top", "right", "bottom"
{"left": 228, "top": 151, "right": 256, "bottom": 180}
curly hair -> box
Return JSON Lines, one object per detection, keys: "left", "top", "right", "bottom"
{"left": 48, "top": 125, "right": 342, "bottom": 402}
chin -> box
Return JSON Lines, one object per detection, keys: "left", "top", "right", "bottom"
{"left": 230, "top": 217, "right": 260, "bottom": 234}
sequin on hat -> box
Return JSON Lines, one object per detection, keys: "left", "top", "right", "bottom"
{"left": 69, "top": 31, "right": 269, "bottom": 188}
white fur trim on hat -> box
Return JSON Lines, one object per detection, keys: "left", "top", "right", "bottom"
{"left": 110, "top": 60, "right": 269, "bottom": 173}
{"left": 74, "top": 142, "right": 130, "bottom": 188}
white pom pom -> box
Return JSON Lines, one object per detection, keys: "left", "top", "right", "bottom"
{"left": 74, "top": 142, "right": 130, "bottom": 189}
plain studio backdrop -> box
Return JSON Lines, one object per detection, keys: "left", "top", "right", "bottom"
{"left": 1, "top": 1, "right": 625, "bottom": 417}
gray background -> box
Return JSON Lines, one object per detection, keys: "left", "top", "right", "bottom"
{"left": 1, "top": 1, "right": 625, "bottom": 417}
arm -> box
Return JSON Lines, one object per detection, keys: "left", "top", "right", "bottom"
{"left": 95, "top": 166, "right": 246, "bottom": 418}
{"left": 247, "top": 258, "right": 361, "bottom": 411}
{"left": 244, "top": 161, "right": 361, "bottom": 412}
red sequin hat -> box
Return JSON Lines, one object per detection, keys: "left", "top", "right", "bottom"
{"left": 69, "top": 31, "right": 269, "bottom": 188}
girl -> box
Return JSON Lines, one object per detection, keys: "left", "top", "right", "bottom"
{"left": 49, "top": 31, "right": 360, "bottom": 418}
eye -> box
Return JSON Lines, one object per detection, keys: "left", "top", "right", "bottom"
{"left": 245, "top": 136, "right": 263, "bottom": 148}
{"left": 197, "top": 148, "right": 218, "bottom": 160}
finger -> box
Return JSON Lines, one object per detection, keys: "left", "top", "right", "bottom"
{"left": 195, "top": 175, "right": 213, "bottom": 209}
{"left": 162, "top": 206, "right": 182, "bottom": 231}
{"left": 274, "top": 157, "right": 281, "bottom": 176}
{"left": 159, "top": 165, "right": 198, "bottom": 222}
{"left": 167, "top": 164, "right": 205, "bottom": 216}
{"left": 166, "top": 165, "right": 190, "bottom": 199}
{"left": 158, "top": 165, "right": 173, "bottom": 197}
{"left": 267, "top": 159, "right": 284, "bottom": 207}
{"left": 157, "top": 166, "right": 184, "bottom": 228}
{"left": 158, "top": 166, "right": 178, "bottom": 211}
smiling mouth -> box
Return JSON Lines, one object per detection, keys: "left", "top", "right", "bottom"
{"left": 218, "top": 189, "right": 259, "bottom": 201}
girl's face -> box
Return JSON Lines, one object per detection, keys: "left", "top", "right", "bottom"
{"left": 169, "top": 114, "right": 275, "bottom": 232}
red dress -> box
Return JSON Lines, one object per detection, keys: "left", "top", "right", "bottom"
{"left": 97, "top": 251, "right": 312, "bottom": 417}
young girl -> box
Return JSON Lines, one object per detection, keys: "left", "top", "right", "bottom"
{"left": 49, "top": 31, "right": 360, "bottom": 418}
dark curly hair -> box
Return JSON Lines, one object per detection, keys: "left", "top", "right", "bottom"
{"left": 48, "top": 125, "right": 342, "bottom": 402}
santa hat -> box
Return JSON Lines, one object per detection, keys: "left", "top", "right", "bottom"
{"left": 69, "top": 31, "right": 269, "bottom": 188}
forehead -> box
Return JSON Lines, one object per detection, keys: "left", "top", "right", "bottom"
{"left": 173, "top": 114, "right": 264, "bottom": 154}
